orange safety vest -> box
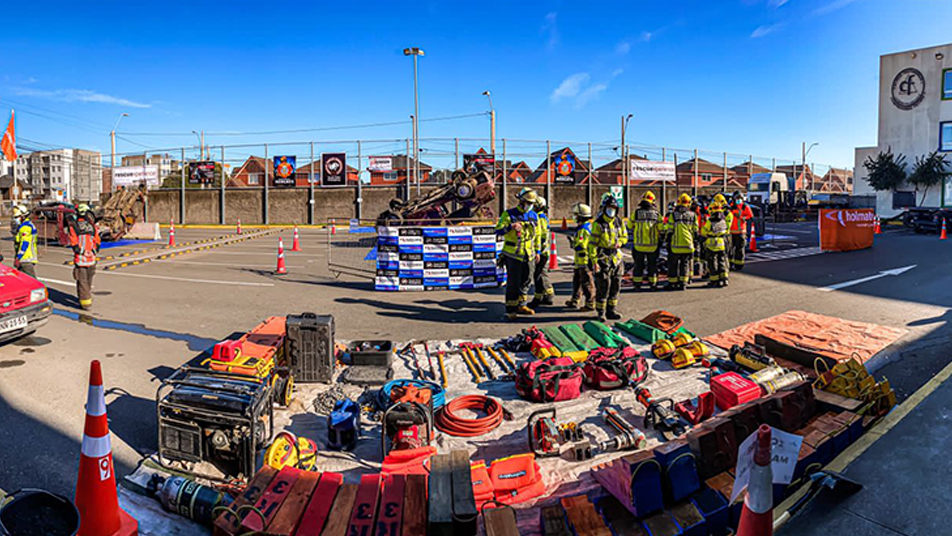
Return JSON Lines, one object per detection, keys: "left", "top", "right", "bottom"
{"left": 69, "top": 224, "right": 100, "bottom": 267}
{"left": 730, "top": 204, "right": 754, "bottom": 234}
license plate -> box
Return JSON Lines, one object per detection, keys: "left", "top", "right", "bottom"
{"left": 0, "top": 316, "right": 28, "bottom": 334}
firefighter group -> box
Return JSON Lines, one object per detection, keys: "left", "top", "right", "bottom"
{"left": 495, "top": 188, "right": 754, "bottom": 322}
{"left": 8, "top": 204, "right": 102, "bottom": 310}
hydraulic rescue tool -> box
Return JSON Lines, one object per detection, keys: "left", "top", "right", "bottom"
{"left": 527, "top": 408, "right": 583, "bottom": 458}
{"left": 636, "top": 386, "right": 691, "bottom": 441}
{"left": 398, "top": 342, "right": 427, "bottom": 379}
{"left": 729, "top": 342, "right": 776, "bottom": 371}
{"left": 598, "top": 407, "right": 648, "bottom": 453}
{"left": 381, "top": 394, "right": 433, "bottom": 458}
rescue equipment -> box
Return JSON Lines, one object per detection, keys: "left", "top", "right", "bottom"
{"left": 327, "top": 398, "right": 361, "bottom": 451}
{"left": 436, "top": 395, "right": 506, "bottom": 437}
{"left": 263, "top": 431, "right": 318, "bottom": 471}
{"left": 582, "top": 347, "right": 648, "bottom": 390}
{"left": 514, "top": 356, "right": 584, "bottom": 402}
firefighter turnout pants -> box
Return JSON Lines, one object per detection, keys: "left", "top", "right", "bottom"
{"left": 632, "top": 250, "right": 659, "bottom": 287}
{"left": 532, "top": 254, "right": 554, "bottom": 304}
{"left": 595, "top": 260, "right": 622, "bottom": 315}
{"left": 504, "top": 256, "right": 533, "bottom": 313}
{"left": 571, "top": 265, "right": 595, "bottom": 306}
{"left": 668, "top": 252, "right": 692, "bottom": 287}
{"left": 730, "top": 234, "right": 747, "bottom": 270}
{"left": 708, "top": 250, "right": 729, "bottom": 283}
{"left": 74, "top": 265, "right": 96, "bottom": 309}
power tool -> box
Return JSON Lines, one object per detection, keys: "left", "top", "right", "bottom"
{"left": 527, "top": 408, "right": 583, "bottom": 458}
{"left": 598, "top": 407, "right": 648, "bottom": 452}
{"left": 381, "top": 386, "right": 433, "bottom": 458}
{"left": 327, "top": 399, "right": 360, "bottom": 451}
{"left": 729, "top": 342, "right": 776, "bottom": 372}
{"left": 636, "top": 386, "right": 691, "bottom": 441}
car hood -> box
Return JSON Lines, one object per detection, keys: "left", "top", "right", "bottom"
{"left": 0, "top": 264, "right": 45, "bottom": 298}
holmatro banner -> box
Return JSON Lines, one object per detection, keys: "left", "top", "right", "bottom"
{"left": 819, "top": 209, "right": 875, "bottom": 252}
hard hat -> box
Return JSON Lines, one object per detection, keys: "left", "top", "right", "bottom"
{"left": 642, "top": 191, "right": 656, "bottom": 203}
{"left": 77, "top": 203, "right": 91, "bottom": 214}
{"left": 600, "top": 194, "right": 619, "bottom": 210}
{"left": 516, "top": 187, "right": 538, "bottom": 203}
{"left": 12, "top": 205, "right": 26, "bottom": 217}
{"left": 652, "top": 339, "right": 676, "bottom": 359}
{"left": 573, "top": 203, "right": 592, "bottom": 219}
{"left": 677, "top": 193, "right": 692, "bottom": 206}
{"left": 713, "top": 194, "right": 727, "bottom": 207}
{"left": 263, "top": 431, "right": 318, "bottom": 471}
{"left": 533, "top": 196, "right": 547, "bottom": 210}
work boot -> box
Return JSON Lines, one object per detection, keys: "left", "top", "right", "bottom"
{"left": 597, "top": 312, "right": 606, "bottom": 323}
{"left": 528, "top": 298, "right": 542, "bottom": 309}
{"left": 505, "top": 312, "right": 520, "bottom": 321}
{"left": 605, "top": 309, "right": 622, "bottom": 320}
{"left": 541, "top": 296, "right": 554, "bottom": 306}
{"left": 516, "top": 305, "right": 535, "bottom": 316}
{"left": 580, "top": 302, "right": 595, "bottom": 312}
{"left": 565, "top": 298, "right": 579, "bottom": 309}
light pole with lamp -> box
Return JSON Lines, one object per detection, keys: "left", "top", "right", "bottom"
{"left": 404, "top": 47, "right": 424, "bottom": 194}
{"left": 482, "top": 90, "right": 495, "bottom": 154}
{"left": 621, "top": 114, "right": 633, "bottom": 209}
{"left": 803, "top": 142, "right": 819, "bottom": 192}
{"left": 110, "top": 113, "right": 129, "bottom": 171}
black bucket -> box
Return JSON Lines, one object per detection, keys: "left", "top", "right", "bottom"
{"left": 0, "top": 489, "right": 80, "bottom": 536}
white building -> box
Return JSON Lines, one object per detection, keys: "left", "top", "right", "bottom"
{"left": 121, "top": 153, "right": 177, "bottom": 183}
{"left": 854, "top": 42, "right": 952, "bottom": 216}
{"left": 15, "top": 148, "right": 103, "bottom": 202}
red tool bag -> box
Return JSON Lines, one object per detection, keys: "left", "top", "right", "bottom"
{"left": 583, "top": 347, "right": 649, "bottom": 390}
{"left": 515, "top": 356, "right": 584, "bottom": 403}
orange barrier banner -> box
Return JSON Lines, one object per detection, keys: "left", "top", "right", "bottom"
{"left": 819, "top": 209, "right": 875, "bottom": 252}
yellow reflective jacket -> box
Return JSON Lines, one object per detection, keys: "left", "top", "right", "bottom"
{"left": 627, "top": 203, "right": 663, "bottom": 253}
{"left": 665, "top": 207, "right": 698, "bottom": 254}
{"left": 535, "top": 213, "right": 551, "bottom": 254}
{"left": 14, "top": 220, "right": 38, "bottom": 264}
{"left": 701, "top": 211, "right": 734, "bottom": 252}
{"left": 589, "top": 215, "right": 628, "bottom": 266}
{"left": 571, "top": 221, "right": 593, "bottom": 267}
{"left": 496, "top": 206, "right": 538, "bottom": 262}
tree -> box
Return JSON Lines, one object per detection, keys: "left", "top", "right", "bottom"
{"left": 863, "top": 149, "right": 907, "bottom": 192}
{"left": 161, "top": 162, "right": 229, "bottom": 189}
{"left": 908, "top": 151, "right": 950, "bottom": 205}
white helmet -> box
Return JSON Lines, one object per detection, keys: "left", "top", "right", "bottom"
{"left": 12, "top": 205, "right": 27, "bottom": 218}
{"left": 533, "top": 196, "right": 547, "bottom": 211}
{"left": 573, "top": 203, "right": 592, "bottom": 219}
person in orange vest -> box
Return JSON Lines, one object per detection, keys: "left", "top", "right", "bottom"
{"left": 729, "top": 191, "right": 754, "bottom": 271}
{"left": 68, "top": 204, "right": 101, "bottom": 310}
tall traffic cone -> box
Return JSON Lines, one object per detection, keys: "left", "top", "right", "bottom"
{"left": 874, "top": 216, "right": 882, "bottom": 235}
{"left": 749, "top": 232, "right": 759, "bottom": 253}
{"left": 941, "top": 219, "right": 948, "bottom": 240}
{"left": 736, "top": 424, "right": 773, "bottom": 536}
{"left": 549, "top": 232, "right": 558, "bottom": 270}
{"left": 168, "top": 220, "right": 176, "bottom": 247}
{"left": 75, "top": 360, "right": 138, "bottom": 536}
{"left": 291, "top": 226, "right": 302, "bottom": 251}
{"left": 561, "top": 217, "right": 568, "bottom": 230}
{"left": 237, "top": 218, "right": 242, "bottom": 235}
{"left": 276, "top": 237, "right": 288, "bottom": 275}
{"left": 331, "top": 224, "right": 337, "bottom": 235}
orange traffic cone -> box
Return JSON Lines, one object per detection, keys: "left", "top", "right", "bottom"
{"left": 75, "top": 360, "right": 138, "bottom": 536}
{"left": 736, "top": 424, "right": 773, "bottom": 536}
{"left": 749, "top": 232, "right": 758, "bottom": 253}
{"left": 549, "top": 232, "right": 558, "bottom": 270}
{"left": 237, "top": 218, "right": 242, "bottom": 235}
{"left": 561, "top": 217, "right": 568, "bottom": 230}
{"left": 276, "top": 237, "right": 288, "bottom": 275}
{"left": 331, "top": 224, "right": 336, "bottom": 235}
{"left": 168, "top": 220, "right": 175, "bottom": 247}
{"left": 874, "top": 216, "right": 882, "bottom": 235}
{"left": 291, "top": 226, "right": 301, "bottom": 251}
{"left": 941, "top": 219, "right": 947, "bottom": 240}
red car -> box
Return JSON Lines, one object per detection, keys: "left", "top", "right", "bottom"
{"left": 0, "top": 264, "right": 52, "bottom": 343}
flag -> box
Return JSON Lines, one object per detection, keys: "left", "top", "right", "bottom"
{"left": 1, "top": 110, "right": 15, "bottom": 162}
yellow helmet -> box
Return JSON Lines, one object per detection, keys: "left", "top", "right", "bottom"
{"left": 713, "top": 194, "right": 727, "bottom": 207}
{"left": 677, "top": 193, "right": 692, "bottom": 206}
{"left": 77, "top": 203, "right": 91, "bottom": 214}
{"left": 642, "top": 191, "right": 656, "bottom": 203}
{"left": 12, "top": 205, "right": 28, "bottom": 218}
{"left": 516, "top": 187, "right": 538, "bottom": 204}
{"left": 573, "top": 203, "right": 592, "bottom": 219}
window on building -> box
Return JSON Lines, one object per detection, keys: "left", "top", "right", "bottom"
{"left": 941, "top": 121, "right": 952, "bottom": 152}
{"left": 944, "top": 68, "right": 952, "bottom": 100}
{"left": 383, "top": 172, "right": 398, "bottom": 182}
{"left": 701, "top": 173, "right": 713, "bottom": 182}
{"left": 247, "top": 173, "right": 260, "bottom": 185}
{"left": 892, "top": 191, "right": 915, "bottom": 209}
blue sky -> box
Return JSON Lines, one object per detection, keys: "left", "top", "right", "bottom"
{"left": 2, "top": 0, "right": 951, "bottom": 171}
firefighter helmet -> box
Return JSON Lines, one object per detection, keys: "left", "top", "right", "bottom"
{"left": 642, "top": 191, "right": 656, "bottom": 203}
{"left": 677, "top": 193, "right": 692, "bottom": 206}
{"left": 573, "top": 203, "right": 592, "bottom": 219}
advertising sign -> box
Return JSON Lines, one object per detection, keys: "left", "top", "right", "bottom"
{"left": 188, "top": 161, "right": 215, "bottom": 185}
{"left": 819, "top": 208, "right": 875, "bottom": 252}
{"left": 630, "top": 160, "right": 676, "bottom": 184}
{"left": 113, "top": 165, "right": 160, "bottom": 188}
{"left": 463, "top": 153, "right": 495, "bottom": 174}
{"left": 552, "top": 150, "right": 576, "bottom": 184}
{"left": 273, "top": 155, "right": 296, "bottom": 188}
{"left": 321, "top": 152, "right": 347, "bottom": 186}
{"left": 368, "top": 156, "right": 393, "bottom": 172}
{"left": 609, "top": 185, "right": 624, "bottom": 209}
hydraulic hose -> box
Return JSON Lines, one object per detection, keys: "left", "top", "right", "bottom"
{"left": 435, "top": 395, "right": 505, "bottom": 437}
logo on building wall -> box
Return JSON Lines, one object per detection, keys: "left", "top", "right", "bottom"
{"left": 891, "top": 67, "right": 926, "bottom": 110}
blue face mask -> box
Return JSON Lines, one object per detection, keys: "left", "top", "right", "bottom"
{"left": 606, "top": 208, "right": 617, "bottom": 218}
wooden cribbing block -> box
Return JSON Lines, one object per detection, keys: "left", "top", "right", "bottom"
{"left": 541, "top": 504, "right": 572, "bottom": 536}
{"left": 376, "top": 474, "right": 406, "bottom": 536}
{"left": 814, "top": 389, "right": 863, "bottom": 413}
{"left": 295, "top": 472, "right": 342, "bottom": 536}
{"left": 484, "top": 506, "right": 520, "bottom": 536}
{"left": 321, "top": 484, "right": 359, "bottom": 536}
{"left": 595, "top": 496, "right": 649, "bottom": 536}
{"left": 428, "top": 454, "right": 454, "bottom": 536}
{"left": 670, "top": 501, "right": 705, "bottom": 535}
{"left": 641, "top": 511, "right": 681, "bottom": 536}
{"left": 591, "top": 449, "right": 663, "bottom": 518}
{"left": 560, "top": 495, "right": 611, "bottom": 536}
{"left": 240, "top": 466, "right": 300, "bottom": 534}
{"left": 346, "top": 474, "right": 382, "bottom": 536}
{"left": 450, "top": 450, "right": 478, "bottom": 535}
{"left": 267, "top": 470, "right": 321, "bottom": 536}
{"left": 213, "top": 466, "right": 277, "bottom": 536}
{"left": 402, "top": 475, "right": 427, "bottom": 536}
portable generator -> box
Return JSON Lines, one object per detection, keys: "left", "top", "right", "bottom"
{"left": 157, "top": 367, "right": 273, "bottom": 481}
{"left": 381, "top": 401, "right": 432, "bottom": 458}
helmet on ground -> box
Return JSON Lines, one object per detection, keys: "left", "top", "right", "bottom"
{"left": 677, "top": 193, "right": 692, "bottom": 206}
{"left": 263, "top": 431, "right": 318, "bottom": 471}
{"left": 642, "top": 191, "right": 656, "bottom": 203}
{"left": 533, "top": 196, "right": 547, "bottom": 211}
{"left": 516, "top": 187, "right": 538, "bottom": 204}
{"left": 712, "top": 194, "right": 727, "bottom": 207}
{"left": 573, "top": 203, "right": 592, "bottom": 219}
{"left": 12, "top": 205, "right": 27, "bottom": 218}
{"left": 77, "top": 203, "right": 91, "bottom": 215}
{"left": 600, "top": 193, "right": 619, "bottom": 210}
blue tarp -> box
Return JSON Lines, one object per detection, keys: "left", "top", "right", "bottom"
{"left": 101, "top": 239, "right": 158, "bottom": 249}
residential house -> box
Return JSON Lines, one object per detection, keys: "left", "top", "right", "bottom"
{"left": 818, "top": 167, "right": 853, "bottom": 193}
{"left": 676, "top": 157, "right": 732, "bottom": 188}
{"left": 729, "top": 161, "right": 771, "bottom": 188}
{"left": 368, "top": 156, "right": 432, "bottom": 185}
{"left": 295, "top": 161, "right": 359, "bottom": 187}
{"left": 0, "top": 175, "right": 32, "bottom": 201}
{"left": 775, "top": 164, "right": 817, "bottom": 191}
{"left": 592, "top": 155, "right": 649, "bottom": 185}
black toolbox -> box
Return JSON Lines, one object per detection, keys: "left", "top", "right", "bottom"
{"left": 285, "top": 313, "right": 335, "bottom": 383}
{"left": 349, "top": 340, "right": 394, "bottom": 367}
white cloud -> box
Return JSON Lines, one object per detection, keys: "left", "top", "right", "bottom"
{"left": 750, "top": 23, "right": 782, "bottom": 38}
{"left": 813, "top": 0, "right": 858, "bottom": 15}
{"left": 15, "top": 88, "right": 150, "bottom": 108}
{"left": 550, "top": 73, "right": 590, "bottom": 103}
{"left": 541, "top": 12, "right": 559, "bottom": 50}
{"left": 612, "top": 68, "right": 624, "bottom": 78}
{"left": 769, "top": 0, "right": 791, "bottom": 6}
{"left": 616, "top": 41, "right": 631, "bottom": 55}
{"left": 574, "top": 83, "right": 608, "bottom": 109}
{"left": 640, "top": 31, "right": 654, "bottom": 43}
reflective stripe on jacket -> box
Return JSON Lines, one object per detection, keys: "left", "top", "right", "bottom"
{"left": 730, "top": 203, "right": 754, "bottom": 234}
{"left": 665, "top": 207, "right": 698, "bottom": 254}
{"left": 589, "top": 215, "right": 628, "bottom": 265}
{"left": 14, "top": 220, "right": 38, "bottom": 263}
{"left": 495, "top": 207, "right": 538, "bottom": 261}
{"left": 571, "top": 222, "right": 592, "bottom": 267}
{"left": 69, "top": 222, "right": 101, "bottom": 267}
{"left": 627, "top": 206, "right": 662, "bottom": 253}
{"left": 536, "top": 214, "right": 551, "bottom": 253}
{"left": 701, "top": 212, "right": 733, "bottom": 252}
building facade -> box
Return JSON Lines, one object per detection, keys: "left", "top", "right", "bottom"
{"left": 854, "top": 42, "right": 952, "bottom": 215}
{"left": 121, "top": 153, "right": 178, "bottom": 181}
{"left": 15, "top": 149, "right": 102, "bottom": 202}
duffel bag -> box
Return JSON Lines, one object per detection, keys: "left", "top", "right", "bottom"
{"left": 515, "top": 356, "right": 584, "bottom": 402}
{"left": 583, "top": 347, "right": 649, "bottom": 390}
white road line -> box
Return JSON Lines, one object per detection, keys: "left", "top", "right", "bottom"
{"left": 747, "top": 246, "right": 824, "bottom": 264}
{"left": 196, "top": 251, "right": 325, "bottom": 257}
{"left": 164, "top": 259, "right": 300, "bottom": 268}
{"left": 38, "top": 277, "right": 75, "bottom": 287}
{"left": 101, "top": 271, "right": 275, "bottom": 287}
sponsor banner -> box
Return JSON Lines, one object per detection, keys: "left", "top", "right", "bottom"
{"left": 188, "top": 161, "right": 216, "bottom": 185}
{"left": 553, "top": 149, "right": 576, "bottom": 184}
{"left": 273, "top": 155, "right": 296, "bottom": 188}
{"left": 819, "top": 209, "right": 875, "bottom": 252}
{"left": 113, "top": 165, "right": 160, "bottom": 188}
{"left": 368, "top": 156, "right": 393, "bottom": 172}
{"left": 321, "top": 152, "right": 347, "bottom": 186}
{"left": 630, "top": 160, "right": 676, "bottom": 184}
{"left": 463, "top": 153, "right": 495, "bottom": 174}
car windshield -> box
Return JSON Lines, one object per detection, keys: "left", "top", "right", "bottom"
{"left": 749, "top": 182, "right": 769, "bottom": 192}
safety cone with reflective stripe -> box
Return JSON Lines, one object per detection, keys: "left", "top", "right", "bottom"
{"left": 276, "top": 237, "right": 288, "bottom": 275}
{"left": 549, "top": 232, "right": 558, "bottom": 270}
{"left": 75, "top": 360, "right": 138, "bottom": 536}
{"left": 237, "top": 218, "right": 242, "bottom": 235}
{"left": 291, "top": 226, "right": 301, "bottom": 251}
{"left": 561, "top": 217, "right": 568, "bottom": 230}
{"left": 749, "top": 232, "right": 759, "bottom": 253}
{"left": 941, "top": 219, "right": 947, "bottom": 240}
{"left": 874, "top": 216, "right": 882, "bottom": 235}
{"left": 168, "top": 220, "right": 175, "bottom": 247}
{"left": 331, "top": 223, "right": 337, "bottom": 235}
{"left": 736, "top": 424, "right": 773, "bottom": 536}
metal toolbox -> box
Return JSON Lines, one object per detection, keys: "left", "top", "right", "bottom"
{"left": 285, "top": 313, "right": 335, "bottom": 383}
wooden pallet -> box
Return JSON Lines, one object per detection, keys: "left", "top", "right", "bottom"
{"left": 540, "top": 504, "right": 572, "bottom": 536}
{"left": 483, "top": 506, "right": 520, "bottom": 536}
{"left": 346, "top": 474, "right": 382, "bottom": 536}
{"left": 403, "top": 474, "right": 428, "bottom": 536}
{"left": 295, "top": 473, "right": 342, "bottom": 536}
{"left": 377, "top": 474, "right": 406, "bottom": 536}
{"left": 213, "top": 466, "right": 278, "bottom": 536}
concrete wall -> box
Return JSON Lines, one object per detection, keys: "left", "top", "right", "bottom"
{"left": 268, "top": 188, "right": 308, "bottom": 225}
{"left": 316, "top": 187, "right": 358, "bottom": 222}
{"left": 186, "top": 190, "right": 220, "bottom": 224}
{"left": 227, "top": 189, "right": 264, "bottom": 224}
{"left": 149, "top": 190, "right": 178, "bottom": 223}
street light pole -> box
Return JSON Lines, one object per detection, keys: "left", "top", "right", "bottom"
{"left": 621, "top": 114, "right": 633, "bottom": 210}
{"left": 483, "top": 91, "right": 495, "bottom": 154}
{"left": 803, "top": 141, "right": 819, "bottom": 192}
{"left": 404, "top": 47, "right": 424, "bottom": 194}
{"left": 110, "top": 112, "right": 129, "bottom": 171}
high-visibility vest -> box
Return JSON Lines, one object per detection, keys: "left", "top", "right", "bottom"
{"left": 571, "top": 222, "right": 592, "bottom": 267}
{"left": 590, "top": 215, "right": 628, "bottom": 265}
{"left": 14, "top": 220, "right": 37, "bottom": 264}
{"left": 495, "top": 206, "right": 538, "bottom": 262}
{"left": 702, "top": 212, "right": 733, "bottom": 252}
{"left": 730, "top": 203, "right": 754, "bottom": 234}
{"left": 666, "top": 208, "right": 698, "bottom": 254}
{"left": 535, "top": 213, "right": 551, "bottom": 253}
{"left": 69, "top": 223, "right": 100, "bottom": 267}
{"left": 627, "top": 205, "right": 662, "bottom": 253}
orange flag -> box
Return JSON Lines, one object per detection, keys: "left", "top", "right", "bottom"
{"left": 1, "top": 110, "right": 15, "bottom": 162}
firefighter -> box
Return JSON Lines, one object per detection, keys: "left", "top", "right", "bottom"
{"left": 68, "top": 204, "right": 101, "bottom": 310}
{"left": 729, "top": 191, "right": 754, "bottom": 271}
{"left": 495, "top": 188, "right": 539, "bottom": 320}
{"left": 11, "top": 205, "right": 38, "bottom": 279}
{"left": 565, "top": 203, "right": 595, "bottom": 311}
{"left": 590, "top": 194, "right": 627, "bottom": 321}
{"left": 664, "top": 193, "right": 698, "bottom": 290}
{"left": 529, "top": 196, "right": 554, "bottom": 308}
{"left": 627, "top": 191, "right": 663, "bottom": 290}
{"left": 701, "top": 196, "right": 734, "bottom": 287}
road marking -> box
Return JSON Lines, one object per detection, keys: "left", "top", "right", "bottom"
{"left": 818, "top": 265, "right": 917, "bottom": 292}
{"left": 101, "top": 271, "right": 275, "bottom": 287}
{"left": 196, "top": 251, "right": 325, "bottom": 257}
{"left": 38, "top": 277, "right": 75, "bottom": 287}
{"left": 747, "top": 246, "right": 824, "bottom": 264}
{"left": 164, "top": 259, "right": 299, "bottom": 268}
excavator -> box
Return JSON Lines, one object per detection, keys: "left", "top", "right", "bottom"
{"left": 376, "top": 169, "right": 497, "bottom": 226}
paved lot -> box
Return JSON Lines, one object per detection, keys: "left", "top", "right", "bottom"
{"left": 1, "top": 221, "right": 949, "bottom": 498}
